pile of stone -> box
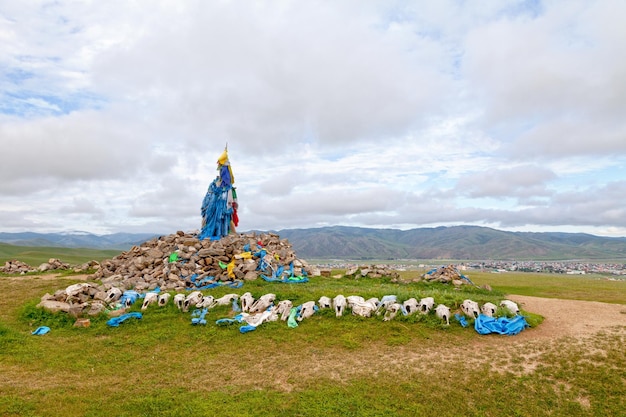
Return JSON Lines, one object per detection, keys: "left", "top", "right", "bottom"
{"left": 1, "top": 259, "right": 35, "bottom": 274}
{"left": 342, "top": 264, "right": 400, "bottom": 280}
{"left": 90, "top": 231, "right": 319, "bottom": 291}
{"left": 1, "top": 258, "right": 100, "bottom": 275}
{"left": 37, "top": 231, "right": 319, "bottom": 317}
{"left": 38, "top": 282, "right": 107, "bottom": 316}
{"left": 37, "top": 258, "right": 72, "bottom": 272}
{"left": 73, "top": 260, "right": 102, "bottom": 274}
{"left": 420, "top": 264, "right": 472, "bottom": 286}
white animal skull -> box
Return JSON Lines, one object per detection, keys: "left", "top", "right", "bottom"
{"left": 298, "top": 301, "right": 317, "bottom": 321}
{"left": 318, "top": 296, "right": 332, "bottom": 309}
{"left": 183, "top": 291, "right": 203, "bottom": 312}
{"left": 346, "top": 295, "right": 365, "bottom": 308}
{"left": 333, "top": 295, "right": 347, "bottom": 317}
{"left": 435, "top": 304, "right": 451, "bottom": 325}
{"left": 240, "top": 292, "right": 255, "bottom": 313}
{"left": 500, "top": 300, "right": 520, "bottom": 315}
{"left": 105, "top": 287, "right": 123, "bottom": 304}
{"left": 214, "top": 293, "right": 239, "bottom": 306}
{"left": 351, "top": 299, "right": 378, "bottom": 318}
{"left": 383, "top": 303, "right": 402, "bottom": 321}
{"left": 173, "top": 293, "right": 185, "bottom": 311}
{"left": 141, "top": 292, "right": 158, "bottom": 310}
{"left": 274, "top": 300, "right": 293, "bottom": 321}
{"left": 196, "top": 295, "right": 215, "bottom": 309}
{"left": 244, "top": 310, "right": 273, "bottom": 327}
{"left": 418, "top": 297, "right": 435, "bottom": 314}
{"left": 481, "top": 302, "right": 498, "bottom": 317}
{"left": 65, "top": 283, "right": 90, "bottom": 298}
{"left": 158, "top": 293, "right": 171, "bottom": 307}
{"left": 249, "top": 293, "right": 276, "bottom": 313}
{"left": 461, "top": 299, "right": 480, "bottom": 318}
{"left": 402, "top": 298, "right": 419, "bottom": 315}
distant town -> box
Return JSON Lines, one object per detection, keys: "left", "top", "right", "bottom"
{"left": 312, "top": 260, "right": 626, "bottom": 278}
{"left": 462, "top": 260, "right": 626, "bottom": 276}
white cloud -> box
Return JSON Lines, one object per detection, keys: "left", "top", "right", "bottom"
{"left": 456, "top": 165, "right": 556, "bottom": 198}
{"left": 0, "top": 0, "right": 625, "bottom": 238}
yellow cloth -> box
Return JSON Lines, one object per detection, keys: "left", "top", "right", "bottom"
{"left": 217, "top": 149, "right": 228, "bottom": 165}
{"left": 217, "top": 148, "right": 235, "bottom": 184}
{"left": 227, "top": 259, "right": 236, "bottom": 279}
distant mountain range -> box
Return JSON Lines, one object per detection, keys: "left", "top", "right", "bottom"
{"left": 1, "top": 226, "right": 626, "bottom": 260}
{"left": 0, "top": 231, "right": 159, "bottom": 251}
{"left": 277, "top": 226, "right": 626, "bottom": 261}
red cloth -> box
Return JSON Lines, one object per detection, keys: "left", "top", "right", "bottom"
{"left": 232, "top": 208, "right": 239, "bottom": 227}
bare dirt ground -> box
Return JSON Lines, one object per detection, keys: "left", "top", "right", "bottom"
{"left": 508, "top": 294, "right": 626, "bottom": 340}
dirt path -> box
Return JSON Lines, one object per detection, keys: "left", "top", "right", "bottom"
{"left": 508, "top": 294, "right": 626, "bottom": 340}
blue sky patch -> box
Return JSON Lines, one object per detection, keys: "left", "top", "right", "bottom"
{"left": 0, "top": 91, "right": 106, "bottom": 117}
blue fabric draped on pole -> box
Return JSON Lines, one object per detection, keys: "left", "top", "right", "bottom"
{"left": 199, "top": 147, "right": 238, "bottom": 240}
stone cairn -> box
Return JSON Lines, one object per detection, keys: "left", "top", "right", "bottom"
{"left": 1, "top": 260, "right": 34, "bottom": 274}
{"left": 37, "top": 231, "right": 320, "bottom": 317}
{"left": 342, "top": 264, "right": 400, "bottom": 280}
{"left": 37, "top": 258, "right": 72, "bottom": 272}
{"left": 1, "top": 258, "right": 77, "bottom": 274}
{"left": 420, "top": 264, "right": 473, "bottom": 286}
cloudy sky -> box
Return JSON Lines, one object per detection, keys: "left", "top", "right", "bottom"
{"left": 1, "top": 0, "right": 625, "bottom": 237}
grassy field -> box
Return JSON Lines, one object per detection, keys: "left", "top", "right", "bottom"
{"left": 461, "top": 270, "right": 626, "bottom": 304}
{"left": 0, "top": 242, "right": 119, "bottom": 267}
{"left": 0, "top": 263, "right": 625, "bottom": 416}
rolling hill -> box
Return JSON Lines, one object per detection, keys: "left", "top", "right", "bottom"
{"left": 276, "top": 226, "right": 626, "bottom": 260}
{"left": 1, "top": 226, "right": 626, "bottom": 261}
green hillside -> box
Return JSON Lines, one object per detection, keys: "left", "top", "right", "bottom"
{"left": 279, "top": 225, "right": 626, "bottom": 260}
{"left": 0, "top": 242, "right": 120, "bottom": 267}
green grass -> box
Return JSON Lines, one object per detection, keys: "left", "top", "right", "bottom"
{"left": 0, "top": 265, "right": 624, "bottom": 416}
{"left": 0, "top": 242, "right": 119, "bottom": 268}
{"left": 466, "top": 270, "right": 626, "bottom": 304}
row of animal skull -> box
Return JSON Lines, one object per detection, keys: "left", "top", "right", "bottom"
{"left": 104, "top": 287, "right": 520, "bottom": 327}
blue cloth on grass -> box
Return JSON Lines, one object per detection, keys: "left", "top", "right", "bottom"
{"left": 32, "top": 326, "right": 50, "bottom": 335}
{"left": 474, "top": 314, "right": 529, "bottom": 335}
{"left": 191, "top": 309, "right": 208, "bottom": 325}
{"left": 454, "top": 313, "right": 469, "bottom": 328}
{"left": 119, "top": 290, "right": 140, "bottom": 306}
{"left": 215, "top": 313, "right": 246, "bottom": 326}
{"left": 239, "top": 324, "right": 257, "bottom": 333}
{"left": 106, "top": 312, "right": 143, "bottom": 327}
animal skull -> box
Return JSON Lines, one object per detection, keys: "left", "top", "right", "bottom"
{"left": 141, "top": 292, "right": 158, "bottom": 310}
{"left": 298, "top": 301, "right": 317, "bottom": 321}
{"left": 333, "top": 294, "right": 347, "bottom": 317}
{"left": 383, "top": 303, "right": 402, "bottom": 321}
{"left": 249, "top": 293, "right": 276, "bottom": 313}
{"left": 500, "top": 300, "right": 520, "bottom": 316}
{"left": 435, "top": 304, "right": 451, "bottom": 325}
{"left": 158, "top": 293, "right": 171, "bottom": 307}
{"left": 418, "top": 297, "right": 435, "bottom": 314}
{"left": 461, "top": 299, "right": 480, "bottom": 318}
{"left": 240, "top": 292, "right": 255, "bottom": 313}
{"left": 481, "top": 302, "right": 497, "bottom": 317}
{"left": 173, "top": 293, "right": 185, "bottom": 311}
{"left": 183, "top": 291, "right": 203, "bottom": 312}
{"left": 318, "top": 296, "right": 332, "bottom": 309}
{"left": 403, "top": 298, "right": 419, "bottom": 315}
